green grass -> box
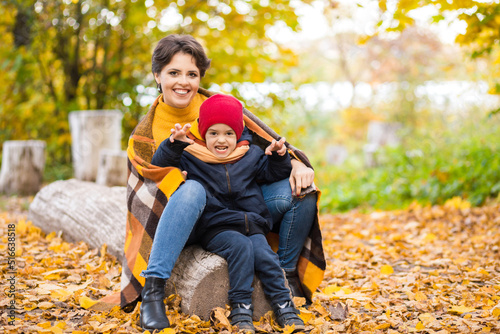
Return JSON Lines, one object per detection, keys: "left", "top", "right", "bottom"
{"left": 316, "top": 118, "right": 500, "bottom": 213}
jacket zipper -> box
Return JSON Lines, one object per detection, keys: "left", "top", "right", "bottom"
{"left": 244, "top": 213, "right": 249, "bottom": 234}
{"left": 224, "top": 165, "right": 231, "bottom": 193}
{"left": 225, "top": 165, "right": 247, "bottom": 233}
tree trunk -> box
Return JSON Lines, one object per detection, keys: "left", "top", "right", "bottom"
{"left": 68, "top": 110, "right": 123, "bottom": 181}
{"left": 28, "top": 179, "right": 273, "bottom": 320}
{"left": 0, "top": 140, "right": 46, "bottom": 195}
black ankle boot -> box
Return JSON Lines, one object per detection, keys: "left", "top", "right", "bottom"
{"left": 285, "top": 270, "right": 306, "bottom": 299}
{"left": 229, "top": 303, "right": 255, "bottom": 334}
{"left": 285, "top": 270, "right": 312, "bottom": 306}
{"left": 140, "top": 277, "right": 170, "bottom": 331}
{"left": 272, "top": 300, "right": 305, "bottom": 332}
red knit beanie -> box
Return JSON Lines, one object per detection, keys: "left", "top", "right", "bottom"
{"left": 199, "top": 94, "right": 244, "bottom": 140}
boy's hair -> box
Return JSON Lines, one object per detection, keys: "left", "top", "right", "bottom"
{"left": 199, "top": 94, "right": 244, "bottom": 140}
{"left": 152, "top": 34, "right": 211, "bottom": 77}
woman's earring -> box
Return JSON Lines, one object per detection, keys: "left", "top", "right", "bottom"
{"left": 157, "top": 83, "right": 162, "bottom": 93}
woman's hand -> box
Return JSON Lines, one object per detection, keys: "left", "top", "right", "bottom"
{"left": 170, "top": 123, "right": 194, "bottom": 144}
{"left": 290, "top": 159, "right": 315, "bottom": 196}
{"left": 265, "top": 137, "right": 287, "bottom": 156}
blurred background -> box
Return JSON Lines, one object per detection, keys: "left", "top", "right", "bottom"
{"left": 1, "top": 0, "right": 499, "bottom": 212}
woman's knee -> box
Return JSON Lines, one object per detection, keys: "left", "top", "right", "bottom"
{"left": 175, "top": 180, "right": 206, "bottom": 204}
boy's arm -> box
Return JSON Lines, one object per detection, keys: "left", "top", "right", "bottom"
{"left": 256, "top": 149, "right": 292, "bottom": 183}
{"left": 151, "top": 138, "right": 190, "bottom": 167}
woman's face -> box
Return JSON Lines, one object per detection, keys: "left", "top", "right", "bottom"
{"left": 155, "top": 52, "right": 200, "bottom": 109}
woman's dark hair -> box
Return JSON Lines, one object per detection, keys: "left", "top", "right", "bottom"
{"left": 152, "top": 34, "right": 211, "bottom": 77}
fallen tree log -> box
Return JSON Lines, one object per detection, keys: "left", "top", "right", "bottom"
{"left": 28, "top": 179, "right": 272, "bottom": 320}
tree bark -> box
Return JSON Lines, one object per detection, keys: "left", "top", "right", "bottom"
{"left": 28, "top": 179, "right": 273, "bottom": 320}
{"left": 0, "top": 140, "right": 46, "bottom": 195}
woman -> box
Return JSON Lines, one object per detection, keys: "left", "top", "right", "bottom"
{"left": 123, "top": 34, "right": 325, "bottom": 330}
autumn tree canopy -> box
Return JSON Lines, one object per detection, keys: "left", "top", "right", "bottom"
{"left": 375, "top": 0, "right": 500, "bottom": 104}
{"left": 0, "top": 0, "right": 311, "bottom": 164}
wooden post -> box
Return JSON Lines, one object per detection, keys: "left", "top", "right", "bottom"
{"left": 69, "top": 110, "right": 123, "bottom": 181}
{"left": 0, "top": 140, "right": 46, "bottom": 195}
{"left": 95, "top": 149, "right": 128, "bottom": 187}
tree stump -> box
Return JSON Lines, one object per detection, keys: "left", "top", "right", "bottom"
{"left": 0, "top": 140, "right": 46, "bottom": 195}
{"left": 363, "top": 121, "right": 402, "bottom": 167}
{"left": 69, "top": 110, "right": 123, "bottom": 181}
{"left": 325, "top": 145, "right": 348, "bottom": 166}
{"left": 95, "top": 149, "right": 128, "bottom": 187}
{"left": 28, "top": 179, "right": 273, "bottom": 320}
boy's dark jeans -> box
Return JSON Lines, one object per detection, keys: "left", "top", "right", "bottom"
{"left": 205, "top": 230, "right": 292, "bottom": 305}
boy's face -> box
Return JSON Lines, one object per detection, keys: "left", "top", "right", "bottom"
{"left": 205, "top": 123, "right": 237, "bottom": 158}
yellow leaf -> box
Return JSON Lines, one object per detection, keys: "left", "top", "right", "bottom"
{"left": 158, "top": 329, "right": 176, "bottom": 334}
{"left": 424, "top": 233, "right": 436, "bottom": 242}
{"left": 43, "top": 273, "right": 61, "bottom": 280}
{"left": 38, "top": 301, "right": 55, "bottom": 310}
{"left": 444, "top": 196, "right": 471, "bottom": 209}
{"left": 46, "top": 231, "right": 57, "bottom": 241}
{"left": 448, "top": 305, "right": 476, "bottom": 314}
{"left": 324, "top": 284, "right": 341, "bottom": 294}
{"left": 298, "top": 309, "right": 314, "bottom": 324}
{"left": 415, "top": 321, "right": 425, "bottom": 330}
{"left": 375, "top": 323, "right": 391, "bottom": 329}
{"left": 415, "top": 291, "right": 427, "bottom": 301}
{"left": 492, "top": 308, "right": 500, "bottom": 318}
{"left": 51, "top": 289, "right": 72, "bottom": 302}
{"left": 16, "top": 219, "right": 28, "bottom": 236}
{"left": 38, "top": 321, "right": 52, "bottom": 329}
{"left": 341, "top": 287, "right": 353, "bottom": 294}
{"left": 79, "top": 296, "right": 98, "bottom": 309}
{"left": 380, "top": 265, "right": 394, "bottom": 275}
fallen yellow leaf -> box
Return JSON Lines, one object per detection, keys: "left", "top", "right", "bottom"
{"left": 38, "top": 301, "right": 55, "bottom": 310}
{"left": 380, "top": 265, "right": 394, "bottom": 275}
{"left": 415, "top": 321, "right": 425, "bottom": 330}
{"left": 415, "top": 291, "right": 427, "bottom": 301}
{"left": 448, "top": 305, "right": 476, "bottom": 315}
{"left": 79, "top": 296, "right": 98, "bottom": 309}
{"left": 323, "top": 284, "right": 341, "bottom": 294}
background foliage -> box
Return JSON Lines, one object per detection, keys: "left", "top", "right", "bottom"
{"left": 1, "top": 0, "right": 500, "bottom": 212}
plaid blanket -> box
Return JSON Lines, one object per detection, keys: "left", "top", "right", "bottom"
{"left": 84, "top": 88, "right": 326, "bottom": 312}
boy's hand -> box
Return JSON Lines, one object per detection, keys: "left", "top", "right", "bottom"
{"left": 170, "top": 123, "right": 194, "bottom": 144}
{"left": 265, "top": 137, "right": 287, "bottom": 156}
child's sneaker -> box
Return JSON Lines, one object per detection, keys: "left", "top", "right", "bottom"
{"left": 272, "top": 300, "right": 305, "bottom": 332}
{"left": 229, "top": 303, "right": 255, "bottom": 334}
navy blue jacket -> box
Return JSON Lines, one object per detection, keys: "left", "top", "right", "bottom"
{"left": 152, "top": 128, "right": 292, "bottom": 246}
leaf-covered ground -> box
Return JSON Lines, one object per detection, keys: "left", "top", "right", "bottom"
{"left": 1, "top": 196, "right": 499, "bottom": 333}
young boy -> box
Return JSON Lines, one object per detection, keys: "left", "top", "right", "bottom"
{"left": 151, "top": 94, "right": 305, "bottom": 333}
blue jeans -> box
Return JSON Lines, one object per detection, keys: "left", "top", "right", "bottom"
{"left": 141, "top": 180, "right": 206, "bottom": 279}
{"left": 205, "top": 231, "right": 291, "bottom": 305}
{"left": 260, "top": 178, "right": 317, "bottom": 272}
{"left": 141, "top": 178, "right": 317, "bottom": 278}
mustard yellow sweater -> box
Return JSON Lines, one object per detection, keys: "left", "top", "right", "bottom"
{"left": 152, "top": 93, "right": 208, "bottom": 149}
